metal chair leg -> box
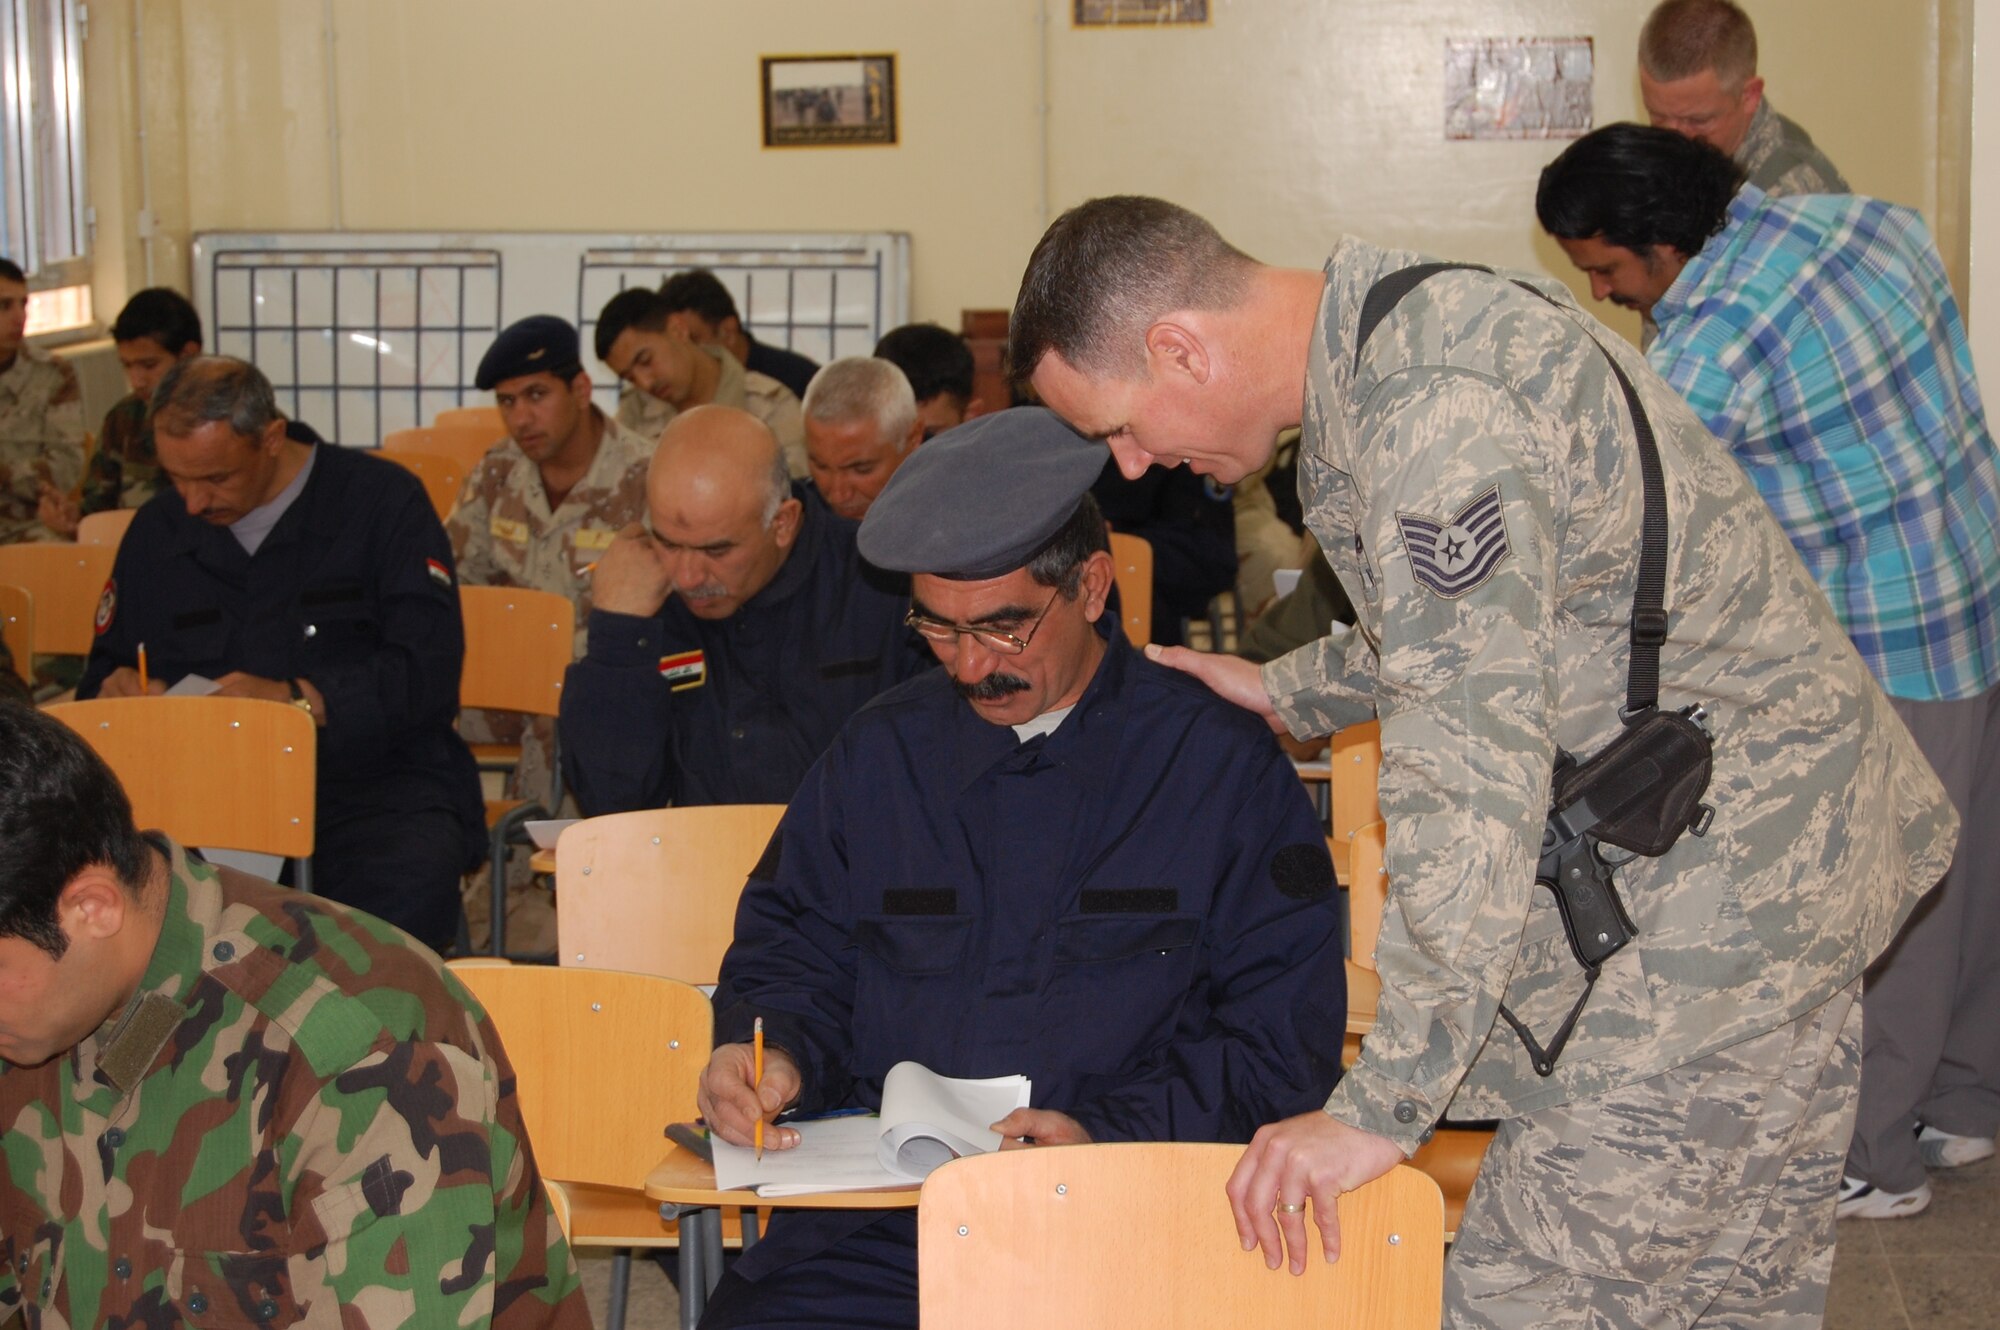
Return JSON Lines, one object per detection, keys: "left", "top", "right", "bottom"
{"left": 606, "top": 1247, "right": 631, "bottom": 1330}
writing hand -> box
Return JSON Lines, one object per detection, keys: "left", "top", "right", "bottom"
{"left": 696, "top": 1042, "right": 803, "bottom": 1149}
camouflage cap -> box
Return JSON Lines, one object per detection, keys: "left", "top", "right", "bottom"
{"left": 477, "top": 315, "right": 583, "bottom": 391}
{"left": 858, "top": 405, "right": 1107, "bottom": 579}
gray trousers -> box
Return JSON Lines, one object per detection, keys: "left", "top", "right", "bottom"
{"left": 1846, "top": 684, "right": 2000, "bottom": 1191}
{"left": 1445, "top": 980, "right": 1861, "bottom": 1330}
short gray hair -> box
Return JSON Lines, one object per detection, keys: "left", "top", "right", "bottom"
{"left": 150, "top": 355, "right": 283, "bottom": 440}
{"left": 802, "top": 357, "right": 918, "bottom": 455}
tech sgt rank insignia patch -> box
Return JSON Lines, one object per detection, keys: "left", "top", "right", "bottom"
{"left": 1396, "top": 485, "right": 1512, "bottom": 599}
{"left": 94, "top": 578, "right": 116, "bottom": 634}
{"left": 658, "top": 649, "right": 706, "bottom": 691}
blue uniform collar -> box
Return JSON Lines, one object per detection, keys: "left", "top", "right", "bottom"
{"left": 947, "top": 613, "right": 1132, "bottom": 795}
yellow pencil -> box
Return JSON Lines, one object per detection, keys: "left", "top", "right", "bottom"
{"left": 137, "top": 642, "right": 149, "bottom": 694}
{"left": 753, "top": 1017, "right": 766, "bottom": 1161}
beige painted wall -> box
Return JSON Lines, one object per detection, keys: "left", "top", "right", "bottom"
{"left": 84, "top": 0, "right": 1961, "bottom": 345}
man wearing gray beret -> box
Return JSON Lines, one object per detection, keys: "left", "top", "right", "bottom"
{"left": 692, "top": 406, "right": 1347, "bottom": 1330}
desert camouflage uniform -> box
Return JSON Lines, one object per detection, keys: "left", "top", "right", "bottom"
{"left": 1737, "top": 98, "right": 1848, "bottom": 197}
{"left": 0, "top": 839, "right": 589, "bottom": 1329}
{"left": 0, "top": 346, "right": 85, "bottom": 543}
{"left": 616, "top": 343, "right": 808, "bottom": 477}
{"left": 448, "top": 408, "right": 652, "bottom": 945}
{"left": 1263, "top": 240, "right": 1956, "bottom": 1325}
{"left": 78, "top": 393, "right": 163, "bottom": 518}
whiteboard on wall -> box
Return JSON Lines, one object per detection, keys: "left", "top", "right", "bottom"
{"left": 190, "top": 231, "right": 912, "bottom": 447}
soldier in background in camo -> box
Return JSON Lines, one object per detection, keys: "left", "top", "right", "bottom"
{"left": 1014, "top": 196, "right": 1957, "bottom": 1329}
{"left": 1639, "top": 0, "right": 1847, "bottom": 198}
{"left": 0, "top": 257, "right": 84, "bottom": 544}
{"left": 448, "top": 315, "right": 653, "bottom": 953}
{"left": 657, "top": 267, "right": 821, "bottom": 400}
{"left": 595, "top": 287, "right": 807, "bottom": 477}
{"left": 0, "top": 701, "right": 591, "bottom": 1329}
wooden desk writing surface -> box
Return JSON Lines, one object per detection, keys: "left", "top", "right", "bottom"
{"left": 644, "top": 1143, "right": 921, "bottom": 1210}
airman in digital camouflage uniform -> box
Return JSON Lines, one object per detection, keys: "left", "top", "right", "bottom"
{"left": 1015, "top": 196, "right": 1958, "bottom": 1329}
{"left": 448, "top": 315, "right": 652, "bottom": 952}
{"left": 596, "top": 287, "right": 807, "bottom": 477}
{"left": 0, "top": 258, "right": 84, "bottom": 545}
{"left": 0, "top": 701, "right": 590, "bottom": 1329}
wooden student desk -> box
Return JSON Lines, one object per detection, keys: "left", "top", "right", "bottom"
{"left": 643, "top": 1144, "right": 921, "bottom": 1330}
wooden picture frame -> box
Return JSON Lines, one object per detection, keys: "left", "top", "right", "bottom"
{"left": 761, "top": 54, "right": 898, "bottom": 148}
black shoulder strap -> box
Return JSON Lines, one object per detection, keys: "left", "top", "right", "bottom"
{"left": 1352, "top": 263, "right": 1667, "bottom": 718}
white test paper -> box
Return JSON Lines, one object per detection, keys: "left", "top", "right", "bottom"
{"left": 710, "top": 1116, "right": 907, "bottom": 1197}
{"left": 166, "top": 675, "right": 222, "bottom": 697}
{"left": 875, "top": 1062, "right": 1031, "bottom": 1178}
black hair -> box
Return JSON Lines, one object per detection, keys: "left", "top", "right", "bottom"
{"left": 0, "top": 257, "right": 23, "bottom": 285}
{"left": 658, "top": 269, "right": 742, "bottom": 328}
{"left": 874, "top": 323, "right": 975, "bottom": 406}
{"left": 1536, "top": 123, "right": 1745, "bottom": 258}
{"left": 1009, "top": 195, "right": 1254, "bottom": 386}
{"left": 111, "top": 287, "right": 204, "bottom": 356}
{"left": 594, "top": 287, "right": 672, "bottom": 363}
{"left": 0, "top": 702, "right": 148, "bottom": 958}
{"left": 1026, "top": 493, "right": 1110, "bottom": 599}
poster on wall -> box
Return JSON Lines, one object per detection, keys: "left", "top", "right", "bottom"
{"left": 761, "top": 55, "right": 898, "bottom": 148}
{"left": 1073, "top": 0, "right": 1209, "bottom": 26}
{"left": 1444, "top": 37, "right": 1594, "bottom": 140}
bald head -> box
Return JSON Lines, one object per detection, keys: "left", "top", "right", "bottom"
{"left": 644, "top": 406, "right": 802, "bottom": 620}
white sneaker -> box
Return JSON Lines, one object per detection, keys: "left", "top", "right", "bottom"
{"left": 1836, "top": 1174, "right": 1933, "bottom": 1219}
{"left": 1918, "top": 1124, "right": 1997, "bottom": 1169}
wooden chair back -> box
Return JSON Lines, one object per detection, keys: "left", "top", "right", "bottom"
{"left": 434, "top": 405, "right": 505, "bottom": 436}
{"left": 46, "top": 696, "right": 316, "bottom": 857}
{"left": 447, "top": 962, "right": 711, "bottom": 1190}
{"left": 1108, "top": 531, "right": 1153, "bottom": 646}
{"left": 378, "top": 449, "right": 467, "bottom": 522}
{"left": 0, "top": 584, "right": 30, "bottom": 684}
{"left": 556, "top": 804, "right": 786, "bottom": 984}
{"left": 1328, "top": 719, "right": 1382, "bottom": 852}
{"left": 1348, "top": 818, "right": 1388, "bottom": 972}
{"left": 918, "top": 1147, "right": 1443, "bottom": 1330}
{"left": 76, "top": 507, "right": 138, "bottom": 550}
{"left": 0, "top": 544, "right": 115, "bottom": 655}
{"left": 381, "top": 424, "right": 503, "bottom": 471}
{"left": 458, "top": 586, "right": 575, "bottom": 719}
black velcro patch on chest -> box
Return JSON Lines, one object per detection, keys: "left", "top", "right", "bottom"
{"left": 818, "top": 656, "right": 881, "bottom": 680}
{"left": 1079, "top": 888, "right": 1179, "bottom": 914}
{"left": 883, "top": 889, "right": 958, "bottom": 915}
{"left": 1270, "top": 842, "right": 1335, "bottom": 901}
{"left": 298, "top": 582, "right": 366, "bottom": 607}
{"left": 170, "top": 608, "right": 223, "bottom": 630}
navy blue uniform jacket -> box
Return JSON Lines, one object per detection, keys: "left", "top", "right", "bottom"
{"left": 714, "top": 632, "right": 1346, "bottom": 1278}
{"left": 559, "top": 491, "right": 930, "bottom": 814}
{"left": 77, "top": 442, "right": 485, "bottom": 856}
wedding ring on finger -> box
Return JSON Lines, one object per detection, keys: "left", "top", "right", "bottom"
{"left": 1275, "top": 1201, "right": 1307, "bottom": 1214}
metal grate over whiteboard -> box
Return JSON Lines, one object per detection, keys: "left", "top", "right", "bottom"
{"left": 193, "top": 231, "right": 911, "bottom": 446}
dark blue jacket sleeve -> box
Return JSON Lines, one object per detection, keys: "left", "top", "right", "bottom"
{"left": 1066, "top": 745, "right": 1347, "bottom": 1144}
{"left": 560, "top": 609, "right": 681, "bottom": 815}
{"left": 307, "top": 481, "right": 467, "bottom": 773}
{"left": 711, "top": 739, "right": 859, "bottom": 1114}
{"left": 77, "top": 535, "right": 141, "bottom": 698}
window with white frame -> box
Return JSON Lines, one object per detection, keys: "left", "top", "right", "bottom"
{"left": 0, "top": 0, "right": 90, "bottom": 336}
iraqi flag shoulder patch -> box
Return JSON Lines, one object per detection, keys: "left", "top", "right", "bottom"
{"left": 659, "top": 649, "right": 706, "bottom": 692}
{"left": 426, "top": 557, "right": 453, "bottom": 588}
{"left": 1396, "top": 485, "right": 1512, "bottom": 599}
{"left": 94, "top": 578, "right": 117, "bottom": 635}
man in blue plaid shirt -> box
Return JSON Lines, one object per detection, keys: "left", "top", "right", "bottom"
{"left": 1538, "top": 121, "right": 2000, "bottom": 1222}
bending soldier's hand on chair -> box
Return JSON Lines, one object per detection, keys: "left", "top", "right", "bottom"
{"left": 1226, "top": 1110, "right": 1405, "bottom": 1274}
{"left": 698, "top": 1041, "right": 803, "bottom": 1149}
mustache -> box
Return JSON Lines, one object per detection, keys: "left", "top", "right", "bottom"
{"left": 678, "top": 583, "right": 730, "bottom": 601}
{"left": 953, "top": 673, "right": 1031, "bottom": 702}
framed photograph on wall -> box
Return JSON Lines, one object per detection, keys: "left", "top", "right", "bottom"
{"left": 761, "top": 54, "right": 898, "bottom": 148}
{"left": 1073, "top": 0, "right": 1210, "bottom": 25}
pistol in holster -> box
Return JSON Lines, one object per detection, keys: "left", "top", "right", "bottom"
{"left": 1498, "top": 704, "right": 1717, "bottom": 1076}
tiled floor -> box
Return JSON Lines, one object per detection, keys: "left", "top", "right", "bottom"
{"left": 575, "top": 1155, "right": 2000, "bottom": 1330}
{"left": 1826, "top": 1153, "right": 2000, "bottom": 1330}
